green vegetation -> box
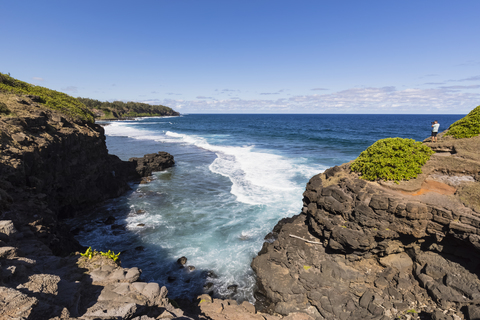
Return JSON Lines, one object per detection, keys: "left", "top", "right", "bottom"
{"left": 80, "top": 246, "right": 121, "bottom": 262}
{"left": 0, "top": 73, "right": 179, "bottom": 122}
{"left": 80, "top": 247, "right": 96, "bottom": 259}
{"left": 0, "top": 72, "right": 94, "bottom": 123}
{"left": 444, "top": 105, "right": 480, "bottom": 139}
{"left": 350, "top": 137, "right": 434, "bottom": 181}
{"left": 77, "top": 97, "right": 180, "bottom": 120}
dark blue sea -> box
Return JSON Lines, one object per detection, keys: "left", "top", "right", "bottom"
{"left": 72, "top": 114, "right": 463, "bottom": 301}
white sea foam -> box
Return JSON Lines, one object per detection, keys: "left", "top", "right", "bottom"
{"left": 162, "top": 131, "right": 309, "bottom": 205}
{"left": 104, "top": 122, "right": 324, "bottom": 205}
{"left": 93, "top": 118, "right": 326, "bottom": 300}
{"left": 132, "top": 115, "right": 180, "bottom": 121}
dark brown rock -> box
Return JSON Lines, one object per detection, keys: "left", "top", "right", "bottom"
{"left": 177, "top": 256, "right": 187, "bottom": 266}
{"left": 129, "top": 152, "right": 175, "bottom": 178}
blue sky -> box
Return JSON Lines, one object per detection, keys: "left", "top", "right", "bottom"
{"left": 1, "top": 1, "right": 479, "bottom": 114}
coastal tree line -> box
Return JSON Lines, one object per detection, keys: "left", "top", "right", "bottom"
{"left": 77, "top": 98, "right": 180, "bottom": 120}
{"left": 0, "top": 72, "right": 180, "bottom": 122}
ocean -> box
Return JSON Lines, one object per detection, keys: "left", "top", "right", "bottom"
{"left": 71, "top": 114, "right": 463, "bottom": 302}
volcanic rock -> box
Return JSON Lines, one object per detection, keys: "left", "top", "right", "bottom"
{"left": 252, "top": 134, "right": 480, "bottom": 320}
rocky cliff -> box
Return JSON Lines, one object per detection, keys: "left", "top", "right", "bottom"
{"left": 0, "top": 83, "right": 284, "bottom": 320}
{"left": 252, "top": 133, "right": 480, "bottom": 320}
{"left": 0, "top": 92, "right": 178, "bottom": 252}
{"left": 0, "top": 92, "right": 188, "bottom": 319}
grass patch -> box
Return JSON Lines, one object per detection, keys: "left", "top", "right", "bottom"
{"left": 444, "top": 105, "right": 480, "bottom": 139}
{"left": 0, "top": 73, "right": 94, "bottom": 123}
{"left": 351, "top": 137, "right": 434, "bottom": 181}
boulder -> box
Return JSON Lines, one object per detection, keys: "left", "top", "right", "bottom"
{"left": 129, "top": 152, "right": 175, "bottom": 178}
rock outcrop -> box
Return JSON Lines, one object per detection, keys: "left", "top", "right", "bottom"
{"left": 252, "top": 135, "right": 480, "bottom": 320}
{"left": 129, "top": 152, "right": 175, "bottom": 178}
{"left": 0, "top": 93, "right": 180, "bottom": 319}
{"left": 0, "top": 220, "right": 189, "bottom": 320}
{"left": 0, "top": 93, "right": 174, "bottom": 255}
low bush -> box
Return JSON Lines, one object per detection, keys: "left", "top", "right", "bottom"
{"left": 350, "top": 137, "right": 434, "bottom": 181}
{"left": 444, "top": 105, "right": 480, "bottom": 139}
{"left": 80, "top": 247, "right": 121, "bottom": 262}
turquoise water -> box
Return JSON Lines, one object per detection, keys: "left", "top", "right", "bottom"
{"left": 72, "top": 114, "right": 463, "bottom": 301}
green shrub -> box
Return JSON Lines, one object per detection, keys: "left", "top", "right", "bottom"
{"left": 0, "top": 72, "right": 94, "bottom": 123}
{"left": 350, "top": 137, "right": 434, "bottom": 181}
{"left": 80, "top": 246, "right": 121, "bottom": 262}
{"left": 444, "top": 105, "right": 480, "bottom": 139}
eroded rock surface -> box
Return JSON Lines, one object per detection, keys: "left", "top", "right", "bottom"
{"left": 0, "top": 220, "right": 189, "bottom": 319}
{"left": 252, "top": 142, "right": 480, "bottom": 320}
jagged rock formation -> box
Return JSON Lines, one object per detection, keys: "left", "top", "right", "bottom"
{"left": 0, "top": 93, "right": 175, "bottom": 255}
{"left": 252, "top": 134, "right": 480, "bottom": 320}
{"left": 0, "top": 93, "right": 182, "bottom": 319}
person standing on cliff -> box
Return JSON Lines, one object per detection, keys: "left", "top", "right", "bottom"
{"left": 431, "top": 120, "right": 440, "bottom": 142}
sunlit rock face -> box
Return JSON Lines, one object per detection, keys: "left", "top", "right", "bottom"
{"left": 252, "top": 152, "right": 480, "bottom": 320}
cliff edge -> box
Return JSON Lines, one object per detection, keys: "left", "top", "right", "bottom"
{"left": 0, "top": 89, "right": 187, "bottom": 319}
{"left": 252, "top": 129, "right": 480, "bottom": 319}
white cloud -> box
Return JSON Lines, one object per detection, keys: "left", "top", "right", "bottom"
{"left": 449, "top": 75, "right": 480, "bottom": 82}
{"left": 159, "top": 85, "right": 480, "bottom": 114}
{"left": 32, "top": 77, "right": 44, "bottom": 81}
{"left": 459, "top": 75, "right": 480, "bottom": 82}
{"left": 439, "top": 85, "right": 480, "bottom": 90}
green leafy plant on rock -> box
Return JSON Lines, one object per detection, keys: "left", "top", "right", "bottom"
{"left": 350, "top": 137, "right": 434, "bottom": 181}
{"left": 80, "top": 246, "right": 121, "bottom": 262}
{"left": 100, "top": 249, "right": 121, "bottom": 262}
{"left": 80, "top": 247, "right": 97, "bottom": 259}
{"left": 444, "top": 105, "right": 480, "bottom": 139}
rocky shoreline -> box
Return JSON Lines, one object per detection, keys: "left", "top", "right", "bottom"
{"left": 2, "top": 91, "right": 480, "bottom": 319}
{"left": 0, "top": 93, "right": 283, "bottom": 319}
{"left": 0, "top": 93, "right": 189, "bottom": 319}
